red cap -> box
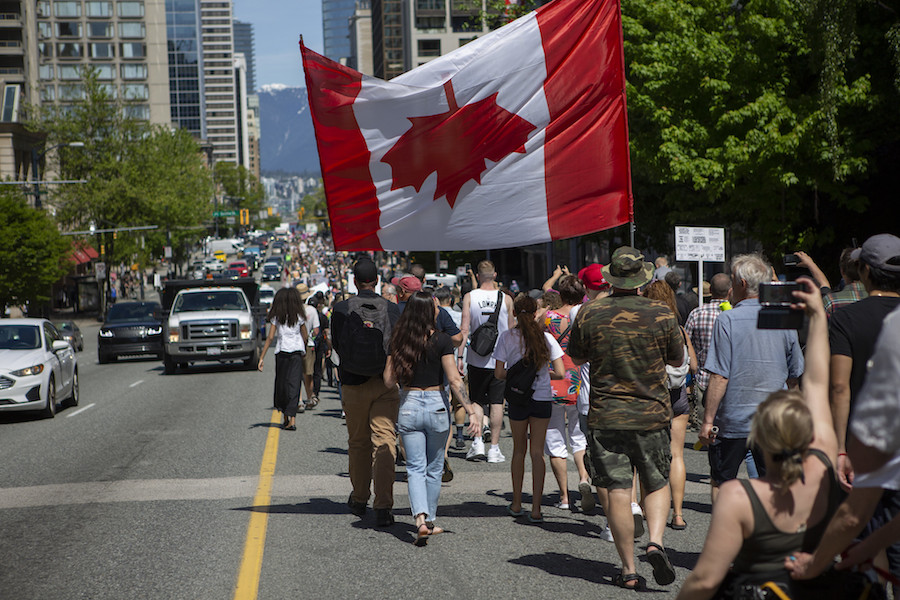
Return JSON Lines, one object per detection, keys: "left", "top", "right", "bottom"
{"left": 578, "top": 264, "right": 608, "bottom": 290}
{"left": 390, "top": 275, "right": 422, "bottom": 293}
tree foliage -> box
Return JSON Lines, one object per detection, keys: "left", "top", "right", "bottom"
{"left": 0, "top": 189, "right": 70, "bottom": 312}
{"left": 26, "top": 67, "right": 214, "bottom": 269}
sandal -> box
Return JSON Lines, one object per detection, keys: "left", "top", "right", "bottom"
{"left": 646, "top": 542, "right": 676, "bottom": 585}
{"left": 414, "top": 524, "right": 430, "bottom": 546}
{"left": 507, "top": 504, "right": 526, "bottom": 517}
{"left": 613, "top": 572, "right": 642, "bottom": 590}
{"left": 424, "top": 521, "right": 444, "bottom": 535}
{"left": 668, "top": 514, "right": 687, "bottom": 530}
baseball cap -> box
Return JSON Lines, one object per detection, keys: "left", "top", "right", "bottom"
{"left": 577, "top": 263, "right": 609, "bottom": 290}
{"left": 851, "top": 234, "right": 900, "bottom": 272}
{"left": 391, "top": 274, "right": 422, "bottom": 293}
{"left": 353, "top": 258, "right": 378, "bottom": 283}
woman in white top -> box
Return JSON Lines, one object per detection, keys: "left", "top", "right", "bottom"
{"left": 495, "top": 294, "right": 565, "bottom": 523}
{"left": 258, "top": 287, "right": 308, "bottom": 430}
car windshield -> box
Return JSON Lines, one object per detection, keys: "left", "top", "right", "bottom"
{"left": 0, "top": 325, "right": 41, "bottom": 350}
{"left": 260, "top": 290, "right": 274, "bottom": 299}
{"left": 107, "top": 303, "right": 159, "bottom": 323}
{"left": 173, "top": 291, "right": 247, "bottom": 312}
{"left": 55, "top": 322, "right": 74, "bottom": 332}
{"left": 264, "top": 264, "right": 279, "bottom": 271}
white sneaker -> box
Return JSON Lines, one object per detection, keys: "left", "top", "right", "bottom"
{"left": 486, "top": 446, "right": 506, "bottom": 463}
{"left": 466, "top": 437, "right": 486, "bottom": 461}
{"left": 631, "top": 502, "right": 645, "bottom": 538}
{"left": 600, "top": 525, "right": 615, "bottom": 542}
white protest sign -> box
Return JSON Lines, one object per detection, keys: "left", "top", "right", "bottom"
{"left": 675, "top": 226, "right": 725, "bottom": 262}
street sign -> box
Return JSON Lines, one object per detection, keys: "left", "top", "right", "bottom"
{"left": 226, "top": 217, "right": 235, "bottom": 225}
{"left": 305, "top": 223, "right": 318, "bottom": 234}
{"left": 258, "top": 210, "right": 267, "bottom": 220}
{"left": 213, "top": 210, "right": 237, "bottom": 217}
{"left": 675, "top": 226, "right": 725, "bottom": 262}
{"left": 164, "top": 246, "right": 172, "bottom": 258}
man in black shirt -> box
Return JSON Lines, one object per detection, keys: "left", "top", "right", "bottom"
{"left": 331, "top": 258, "right": 402, "bottom": 527}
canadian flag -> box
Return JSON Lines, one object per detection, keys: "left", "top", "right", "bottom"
{"left": 301, "top": 0, "right": 632, "bottom": 251}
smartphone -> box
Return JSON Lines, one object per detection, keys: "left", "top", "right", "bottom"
{"left": 464, "top": 262, "right": 471, "bottom": 272}
{"left": 783, "top": 253, "right": 800, "bottom": 267}
{"left": 759, "top": 281, "right": 801, "bottom": 306}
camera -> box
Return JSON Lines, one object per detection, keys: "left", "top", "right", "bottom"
{"left": 757, "top": 282, "right": 804, "bottom": 329}
{"left": 783, "top": 254, "right": 800, "bottom": 267}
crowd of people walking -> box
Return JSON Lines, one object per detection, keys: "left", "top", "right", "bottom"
{"left": 258, "top": 230, "right": 900, "bottom": 597}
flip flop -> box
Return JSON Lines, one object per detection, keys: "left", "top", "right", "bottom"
{"left": 507, "top": 504, "right": 526, "bottom": 517}
{"left": 668, "top": 515, "right": 687, "bottom": 530}
{"left": 527, "top": 513, "right": 544, "bottom": 524}
{"left": 646, "top": 542, "right": 676, "bottom": 585}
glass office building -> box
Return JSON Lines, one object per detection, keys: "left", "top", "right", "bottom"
{"left": 165, "top": 0, "right": 204, "bottom": 136}
{"left": 322, "top": 0, "right": 355, "bottom": 63}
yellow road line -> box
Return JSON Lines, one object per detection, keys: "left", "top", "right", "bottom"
{"left": 233, "top": 410, "right": 281, "bottom": 600}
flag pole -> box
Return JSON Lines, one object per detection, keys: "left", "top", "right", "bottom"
{"left": 630, "top": 221, "right": 635, "bottom": 248}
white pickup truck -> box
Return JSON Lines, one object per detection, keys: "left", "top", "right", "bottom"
{"left": 160, "top": 280, "right": 263, "bottom": 374}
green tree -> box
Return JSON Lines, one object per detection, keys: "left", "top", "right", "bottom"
{"left": 27, "top": 67, "right": 214, "bottom": 271}
{"left": 213, "top": 162, "right": 266, "bottom": 227}
{"left": 0, "top": 189, "right": 70, "bottom": 313}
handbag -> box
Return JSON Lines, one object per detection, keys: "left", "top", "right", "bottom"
{"left": 470, "top": 291, "right": 503, "bottom": 356}
{"left": 667, "top": 344, "right": 690, "bottom": 389}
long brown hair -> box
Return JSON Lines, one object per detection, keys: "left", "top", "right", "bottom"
{"left": 514, "top": 295, "right": 550, "bottom": 366}
{"left": 643, "top": 280, "right": 678, "bottom": 318}
{"left": 389, "top": 292, "right": 435, "bottom": 386}
{"left": 267, "top": 287, "right": 304, "bottom": 327}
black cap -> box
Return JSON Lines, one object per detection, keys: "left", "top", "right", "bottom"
{"left": 353, "top": 258, "right": 378, "bottom": 283}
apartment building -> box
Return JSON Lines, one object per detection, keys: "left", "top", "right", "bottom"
{"left": 199, "top": 0, "right": 237, "bottom": 164}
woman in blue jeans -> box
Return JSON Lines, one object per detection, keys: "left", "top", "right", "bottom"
{"left": 384, "top": 292, "right": 482, "bottom": 545}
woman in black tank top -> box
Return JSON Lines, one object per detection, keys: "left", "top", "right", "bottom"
{"left": 384, "top": 292, "right": 483, "bottom": 545}
{"left": 677, "top": 278, "right": 842, "bottom": 599}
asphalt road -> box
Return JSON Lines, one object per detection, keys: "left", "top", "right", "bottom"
{"left": 0, "top": 304, "right": 720, "bottom": 599}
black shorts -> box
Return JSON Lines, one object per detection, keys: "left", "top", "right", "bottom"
{"left": 507, "top": 399, "right": 552, "bottom": 421}
{"left": 708, "top": 437, "right": 766, "bottom": 484}
{"left": 671, "top": 387, "right": 689, "bottom": 417}
{"left": 467, "top": 365, "right": 504, "bottom": 406}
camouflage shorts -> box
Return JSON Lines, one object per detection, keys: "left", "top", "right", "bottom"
{"left": 587, "top": 428, "right": 671, "bottom": 492}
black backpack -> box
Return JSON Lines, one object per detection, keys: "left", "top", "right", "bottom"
{"left": 505, "top": 359, "right": 538, "bottom": 407}
{"left": 339, "top": 295, "right": 391, "bottom": 377}
{"left": 469, "top": 291, "right": 504, "bottom": 356}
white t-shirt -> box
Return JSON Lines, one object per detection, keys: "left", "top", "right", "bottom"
{"left": 274, "top": 316, "right": 306, "bottom": 354}
{"left": 304, "top": 304, "right": 320, "bottom": 347}
{"left": 466, "top": 288, "right": 510, "bottom": 369}
{"left": 850, "top": 305, "right": 900, "bottom": 456}
{"left": 493, "top": 328, "right": 563, "bottom": 402}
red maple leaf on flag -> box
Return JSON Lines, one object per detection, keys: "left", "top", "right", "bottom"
{"left": 381, "top": 80, "right": 536, "bottom": 208}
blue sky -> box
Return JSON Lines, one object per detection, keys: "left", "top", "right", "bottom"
{"left": 233, "top": 0, "right": 323, "bottom": 89}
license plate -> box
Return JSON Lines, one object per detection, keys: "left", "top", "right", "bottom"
{"left": 206, "top": 347, "right": 222, "bottom": 356}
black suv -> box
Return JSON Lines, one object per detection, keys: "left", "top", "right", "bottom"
{"left": 98, "top": 302, "right": 163, "bottom": 363}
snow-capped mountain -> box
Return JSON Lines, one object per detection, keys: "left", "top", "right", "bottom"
{"left": 259, "top": 84, "right": 320, "bottom": 176}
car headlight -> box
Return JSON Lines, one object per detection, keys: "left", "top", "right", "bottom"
{"left": 99, "top": 329, "right": 114, "bottom": 337}
{"left": 168, "top": 330, "right": 180, "bottom": 343}
{"left": 240, "top": 325, "right": 252, "bottom": 340}
{"left": 147, "top": 326, "right": 162, "bottom": 335}
{"left": 11, "top": 364, "right": 44, "bottom": 377}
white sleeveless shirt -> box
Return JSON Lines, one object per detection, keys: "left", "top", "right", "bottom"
{"left": 466, "top": 288, "right": 510, "bottom": 369}
{"left": 274, "top": 316, "right": 306, "bottom": 354}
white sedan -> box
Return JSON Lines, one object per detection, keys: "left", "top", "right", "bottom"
{"left": 0, "top": 318, "right": 79, "bottom": 418}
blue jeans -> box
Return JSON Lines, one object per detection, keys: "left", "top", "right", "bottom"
{"left": 398, "top": 390, "right": 451, "bottom": 521}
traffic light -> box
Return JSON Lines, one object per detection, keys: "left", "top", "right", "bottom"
{"left": 298, "top": 207, "right": 305, "bottom": 220}
{"left": 239, "top": 209, "right": 249, "bottom": 225}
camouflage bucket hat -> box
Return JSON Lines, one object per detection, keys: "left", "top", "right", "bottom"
{"left": 601, "top": 246, "right": 654, "bottom": 289}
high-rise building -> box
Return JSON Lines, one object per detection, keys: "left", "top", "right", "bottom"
{"left": 233, "top": 51, "right": 249, "bottom": 169}
{"left": 200, "top": 0, "right": 238, "bottom": 164}
{"left": 0, "top": 1, "right": 172, "bottom": 182}
{"left": 348, "top": 0, "right": 372, "bottom": 75}
{"left": 322, "top": 0, "right": 355, "bottom": 64}
{"left": 407, "top": 0, "right": 487, "bottom": 68}
{"left": 166, "top": 0, "right": 205, "bottom": 137}
{"left": 232, "top": 19, "right": 255, "bottom": 92}
{"left": 246, "top": 92, "right": 259, "bottom": 180}
{"left": 371, "top": 0, "right": 407, "bottom": 79}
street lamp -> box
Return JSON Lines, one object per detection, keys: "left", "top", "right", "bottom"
{"left": 31, "top": 141, "right": 85, "bottom": 209}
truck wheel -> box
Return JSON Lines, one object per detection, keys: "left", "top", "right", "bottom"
{"left": 163, "top": 354, "right": 176, "bottom": 375}
{"left": 244, "top": 346, "right": 259, "bottom": 370}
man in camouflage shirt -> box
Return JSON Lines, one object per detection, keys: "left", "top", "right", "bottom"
{"left": 568, "top": 246, "right": 684, "bottom": 589}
